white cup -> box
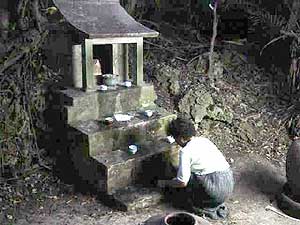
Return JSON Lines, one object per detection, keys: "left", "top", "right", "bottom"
{"left": 144, "top": 110, "right": 153, "bottom": 117}
{"left": 124, "top": 81, "right": 132, "bottom": 87}
{"left": 128, "top": 145, "right": 138, "bottom": 155}
{"left": 99, "top": 85, "right": 108, "bottom": 91}
{"left": 166, "top": 136, "right": 175, "bottom": 144}
{"left": 104, "top": 117, "right": 114, "bottom": 125}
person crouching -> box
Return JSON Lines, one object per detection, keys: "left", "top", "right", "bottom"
{"left": 157, "top": 118, "right": 234, "bottom": 220}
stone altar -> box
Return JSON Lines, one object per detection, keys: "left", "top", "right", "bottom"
{"left": 46, "top": 0, "right": 178, "bottom": 210}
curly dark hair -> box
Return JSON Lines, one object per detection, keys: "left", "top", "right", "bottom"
{"left": 168, "top": 118, "right": 196, "bottom": 139}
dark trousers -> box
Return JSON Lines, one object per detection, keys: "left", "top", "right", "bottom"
{"left": 164, "top": 169, "right": 234, "bottom": 209}
{"left": 191, "top": 169, "right": 234, "bottom": 208}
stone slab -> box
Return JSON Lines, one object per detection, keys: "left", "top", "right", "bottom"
{"left": 109, "top": 186, "right": 162, "bottom": 211}
{"left": 96, "top": 85, "right": 157, "bottom": 117}
{"left": 72, "top": 109, "right": 176, "bottom": 156}
{"left": 92, "top": 139, "right": 179, "bottom": 193}
{"left": 56, "top": 85, "right": 158, "bottom": 124}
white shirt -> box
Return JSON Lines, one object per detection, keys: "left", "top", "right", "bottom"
{"left": 176, "top": 137, "right": 230, "bottom": 184}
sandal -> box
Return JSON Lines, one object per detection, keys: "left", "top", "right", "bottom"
{"left": 216, "top": 204, "right": 229, "bottom": 219}
{"left": 193, "top": 206, "right": 219, "bottom": 220}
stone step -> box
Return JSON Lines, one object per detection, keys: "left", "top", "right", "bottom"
{"left": 92, "top": 138, "right": 179, "bottom": 194}
{"left": 107, "top": 185, "right": 163, "bottom": 211}
{"left": 71, "top": 108, "right": 176, "bottom": 156}
{"left": 53, "top": 84, "right": 157, "bottom": 124}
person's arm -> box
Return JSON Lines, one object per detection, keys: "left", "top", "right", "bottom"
{"left": 157, "top": 178, "right": 187, "bottom": 188}
{"left": 157, "top": 150, "right": 191, "bottom": 188}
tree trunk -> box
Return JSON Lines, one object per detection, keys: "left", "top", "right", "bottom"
{"left": 208, "top": 3, "right": 218, "bottom": 81}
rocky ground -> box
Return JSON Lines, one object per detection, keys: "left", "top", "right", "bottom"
{"left": 0, "top": 24, "right": 298, "bottom": 224}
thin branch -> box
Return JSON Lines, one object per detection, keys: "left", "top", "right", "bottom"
{"left": 187, "top": 52, "right": 210, "bottom": 65}
{"left": 0, "top": 51, "right": 26, "bottom": 74}
{"left": 260, "top": 35, "right": 287, "bottom": 56}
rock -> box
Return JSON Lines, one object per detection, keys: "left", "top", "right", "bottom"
{"left": 169, "top": 80, "right": 181, "bottom": 96}
{"left": 194, "top": 55, "right": 209, "bottom": 74}
{"left": 191, "top": 104, "right": 209, "bottom": 123}
{"left": 256, "top": 120, "right": 264, "bottom": 127}
{"left": 236, "top": 121, "right": 256, "bottom": 143}
{"left": 192, "top": 52, "right": 223, "bottom": 79}
{"left": 178, "top": 87, "right": 213, "bottom": 123}
{"left": 155, "top": 64, "right": 181, "bottom": 96}
{"left": 178, "top": 85, "right": 233, "bottom": 124}
{"left": 206, "top": 105, "right": 234, "bottom": 124}
{"left": 210, "top": 59, "right": 224, "bottom": 80}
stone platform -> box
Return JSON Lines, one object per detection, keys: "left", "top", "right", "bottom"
{"left": 92, "top": 138, "right": 178, "bottom": 193}
{"left": 48, "top": 85, "right": 178, "bottom": 210}
{"left": 71, "top": 108, "right": 175, "bottom": 156}
{"left": 108, "top": 185, "right": 163, "bottom": 211}
{"left": 52, "top": 84, "right": 157, "bottom": 124}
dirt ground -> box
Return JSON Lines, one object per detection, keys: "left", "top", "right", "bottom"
{"left": 3, "top": 154, "right": 298, "bottom": 225}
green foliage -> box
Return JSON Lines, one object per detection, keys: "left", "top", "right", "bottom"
{"left": 44, "top": 6, "right": 58, "bottom": 15}
{"left": 225, "top": 0, "right": 298, "bottom": 37}
{"left": 8, "top": 22, "right": 17, "bottom": 31}
{"left": 226, "top": 0, "right": 300, "bottom": 93}
{"left": 155, "top": 0, "right": 161, "bottom": 8}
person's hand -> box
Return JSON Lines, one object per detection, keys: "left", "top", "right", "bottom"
{"left": 157, "top": 180, "right": 167, "bottom": 188}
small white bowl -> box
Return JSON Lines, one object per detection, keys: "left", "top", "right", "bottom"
{"left": 124, "top": 81, "right": 132, "bottom": 87}
{"left": 144, "top": 110, "right": 153, "bottom": 117}
{"left": 128, "top": 145, "right": 138, "bottom": 155}
{"left": 166, "top": 136, "right": 175, "bottom": 144}
{"left": 104, "top": 117, "right": 114, "bottom": 125}
{"left": 99, "top": 85, "right": 108, "bottom": 91}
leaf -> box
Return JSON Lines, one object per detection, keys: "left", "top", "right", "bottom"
{"left": 45, "top": 6, "right": 58, "bottom": 15}
{"left": 155, "top": 0, "right": 160, "bottom": 8}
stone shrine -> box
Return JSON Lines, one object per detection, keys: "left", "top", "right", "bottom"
{"left": 45, "top": 0, "right": 178, "bottom": 210}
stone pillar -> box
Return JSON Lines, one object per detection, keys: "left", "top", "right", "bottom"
{"left": 82, "top": 39, "right": 96, "bottom": 92}
{"left": 135, "top": 37, "right": 144, "bottom": 86}
{"left": 72, "top": 44, "right": 83, "bottom": 89}
{"left": 112, "top": 43, "right": 129, "bottom": 82}
{"left": 124, "top": 43, "right": 129, "bottom": 81}
{"left": 129, "top": 43, "right": 136, "bottom": 83}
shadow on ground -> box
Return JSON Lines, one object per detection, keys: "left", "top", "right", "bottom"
{"left": 236, "top": 160, "right": 286, "bottom": 198}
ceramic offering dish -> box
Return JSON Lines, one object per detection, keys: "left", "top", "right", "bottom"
{"left": 102, "top": 74, "right": 118, "bottom": 86}
{"left": 124, "top": 81, "right": 132, "bottom": 87}
{"left": 144, "top": 110, "right": 153, "bottom": 117}
{"left": 166, "top": 136, "right": 175, "bottom": 144}
{"left": 104, "top": 117, "right": 114, "bottom": 125}
{"left": 114, "top": 113, "right": 133, "bottom": 122}
{"left": 128, "top": 145, "right": 138, "bottom": 155}
{"left": 99, "top": 85, "right": 108, "bottom": 91}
